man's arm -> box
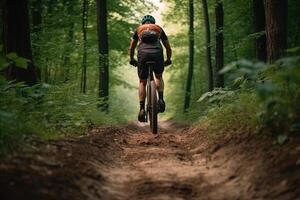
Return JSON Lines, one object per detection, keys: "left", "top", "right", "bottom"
{"left": 129, "top": 39, "right": 138, "bottom": 61}
{"left": 162, "top": 40, "right": 172, "bottom": 61}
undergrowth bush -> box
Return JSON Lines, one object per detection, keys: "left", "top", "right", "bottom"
{"left": 257, "top": 57, "right": 300, "bottom": 136}
{"left": 0, "top": 78, "right": 129, "bottom": 154}
{"left": 198, "top": 90, "right": 260, "bottom": 135}
{"left": 198, "top": 56, "right": 300, "bottom": 141}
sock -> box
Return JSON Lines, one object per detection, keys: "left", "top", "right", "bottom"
{"left": 140, "top": 101, "right": 145, "bottom": 110}
{"left": 158, "top": 91, "right": 164, "bottom": 100}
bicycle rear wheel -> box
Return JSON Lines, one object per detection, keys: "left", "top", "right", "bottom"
{"left": 150, "top": 80, "right": 158, "bottom": 134}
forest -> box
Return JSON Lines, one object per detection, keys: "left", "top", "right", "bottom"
{"left": 0, "top": 0, "right": 300, "bottom": 199}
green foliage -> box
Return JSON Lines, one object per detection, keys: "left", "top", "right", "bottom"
{"left": 219, "top": 59, "right": 265, "bottom": 89}
{"left": 201, "top": 91, "right": 261, "bottom": 134}
{"left": 288, "top": 0, "right": 300, "bottom": 48}
{"left": 2, "top": 0, "right": 298, "bottom": 155}
{"left": 0, "top": 79, "right": 32, "bottom": 154}
{"left": 0, "top": 78, "right": 133, "bottom": 155}
{"left": 194, "top": 56, "right": 300, "bottom": 142}
{"left": 257, "top": 57, "right": 300, "bottom": 135}
{"left": 223, "top": 0, "right": 254, "bottom": 61}
{"left": 6, "top": 53, "right": 30, "bottom": 69}
{"left": 0, "top": 0, "right": 151, "bottom": 156}
{"left": 198, "top": 88, "right": 235, "bottom": 104}
{"left": 217, "top": 57, "right": 300, "bottom": 136}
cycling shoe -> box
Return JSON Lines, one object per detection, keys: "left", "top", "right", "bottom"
{"left": 138, "top": 109, "right": 146, "bottom": 122}
{"left": 158, "top": 99, "right": 165, "bottom": 113}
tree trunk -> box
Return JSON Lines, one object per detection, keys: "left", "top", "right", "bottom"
{"left": 96, "top": 0, "right": 109, "bottom": 111}
{"left": 0, "top": 1, "right": 4, "bottom": 48}
{"left": 215, "top": 0, "right": 224, "bottom": 88}
{"left": 81, "top": 0, "right": 88, "bottom": 93}
{"left": 184, "top": 0, "right": 194, "bottom": 112}
{"left": 62, "top": 0, "right": 74, "bottom": 83}
{"left": 265, "top": 0, "right": 287, "bottom": 63}
{"left": 253, "top": 0, "right": 267, "bottom": 62}
{"left": 31, "top": 0, "right": 42, "bottom": 80}
{"left": 3, "top": 0, "right": 37, "bottom": 85}
{"left": 201, "top": 0, "right": 213, "bottom": 91}
{"left": 44, "top": 58, "right": 49, "bottom": 83}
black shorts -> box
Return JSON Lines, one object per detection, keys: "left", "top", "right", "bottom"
{"left": 137, "top": 48, "right": 164, "bottom": 80}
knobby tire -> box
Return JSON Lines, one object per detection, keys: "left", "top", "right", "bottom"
{"left": 150, "top": 81, "right": 158, "bottom": 134}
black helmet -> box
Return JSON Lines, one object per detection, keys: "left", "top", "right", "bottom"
{"left": 141, "top": 15, "right": 156, "bottom": 24}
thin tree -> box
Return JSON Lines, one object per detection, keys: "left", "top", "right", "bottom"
{"left": 201, "top": 0, "right": 213, "bottom": 91}
{"left": 2, "top": 0, "right": 38, "bottom": 85}
{"left": 81, "top": 0, "right": 88, "bottom": 93}
{"left": 63, "top": 0, "right": 75, "bottom": 82}
{"left": 96, "top": 0, "right": 109, "bottom": 111}
{"left": 265, "top": 0, "right": 287, "bottom": 63}
{"left": 0, "top": 1, "right": 3, "bottom": 46}
{"left": 184, "top": 0, "right": 194, "bottom": 112}
{"left": 30, "top": 0, "right": 43, "bottom": 80}
{"left": 253, "top": 0, "right": 267, "bottom": 62}
{"left": 214, "top": 0, "right": 224, "bottom": 88}
{"left": 43, "top": 0, "right": 55, "bottom": 83}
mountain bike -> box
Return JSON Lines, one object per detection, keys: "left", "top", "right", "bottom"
{"left": 131, "top": 60, "right": 170, "bottom": 134}
{"left": 145, "top": 61, "right": 158, "bottom": 134}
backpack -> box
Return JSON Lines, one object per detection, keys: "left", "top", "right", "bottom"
{"left": 137, "top": 24, "right": 162, "bottom": 44}
{"left": 140, "top": 30, "right": 159, "bottom": 43}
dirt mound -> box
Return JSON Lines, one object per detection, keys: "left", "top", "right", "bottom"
{"left": 1, "top": 121, "right": 300, "bottom": 200}
{"left": 0, "top": 126, "right": 127, "bottom": 200}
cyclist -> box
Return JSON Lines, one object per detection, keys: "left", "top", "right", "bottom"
{"left": 129, "top": 15, "right": 172, "bottom": 122}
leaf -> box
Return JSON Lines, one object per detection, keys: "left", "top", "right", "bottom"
{"left": 265, "top": 98, "right": 279, "bottom": 110}
{"left": 239, "top": 67, "right": 253, "bottom": 74}
{"left": 75, "top": 121, "right": 81, "bottom": 126}
{"left": 233, "top": 76, "right": 245, "bottom": 87}
{"left": 0, "top": 56, "right": 8, "bottom": 70}
{"left": 6, "top": 53, "right": 29, "bottom": 69}
{"left": 219, "top": 62, "right": 237, "bottom": 74}
{"left": 237, "top": 59, "right": 254, "bottom": 68}
{"left": 197, "top": 92, "right": 213, "bottom": 102}
{"left": 76, "top": 102, "right": 89, "bottom": 106}
{"left": 0, "top": 110, "right": 13, "bottom": 118}
{"left": 277, "top": 135, "right": 288, "bottom": 145}
{"left": 247, "top": 31, "right": 266, "bottom": 39}
{"left": 253, "top": 62, "right": 266, "bottom": 69}
{"left": 256, "top": 111, "right": 266, "bottom": 119}
{"left": 41, "top": 83, "right": 51, "bottom": 88}
{"left": 290, "top": 124, "right": 300, "bottom": 132}
{"left": 6, "top": 52, "right": 18, "bottom": 60}
{"left": 256, "top": 82, "right": 277, "bottom": 95}
{"left": 66, "top": 113, "right": 74, "bottom": 117}
{"left": 47, "top": 101, "right": 54, "bottom": 105}
{"left": 15, "top": 57, "right": 29, "bottom": 69}
{"left": 286, "top": 46, "right": 300, "bottom": 53}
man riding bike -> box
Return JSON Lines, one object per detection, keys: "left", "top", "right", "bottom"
{"left": 129, "top": 15, "right": 172, "bottom": 122}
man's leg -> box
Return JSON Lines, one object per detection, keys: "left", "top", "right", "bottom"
{"left": 139, "top": 79, "right": 147, "bottom": 109}
{"left": 154, "top": 73, "right": 164, "bottom": 100}
{"left": 138, "top": 79, "right": 147, "bottom": 122}
{"left": 155, "top": 73, "right": 165, "bottom": 112}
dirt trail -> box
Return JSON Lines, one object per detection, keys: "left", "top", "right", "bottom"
{"left": 1, "top": 121, "right": 300, "bottom": 200}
